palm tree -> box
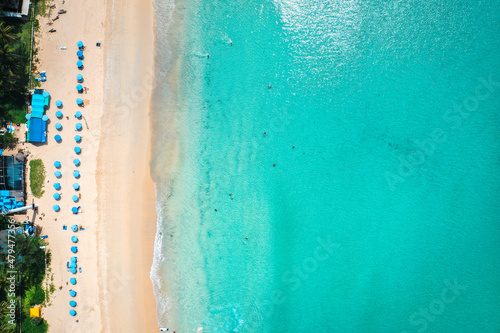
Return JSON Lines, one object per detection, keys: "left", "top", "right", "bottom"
{"left": 0, "top": 22, "right": 18, "bottom": 45}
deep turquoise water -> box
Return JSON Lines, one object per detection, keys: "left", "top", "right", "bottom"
{"left": 151, "top": 0, "right": 500, "bottom": 331}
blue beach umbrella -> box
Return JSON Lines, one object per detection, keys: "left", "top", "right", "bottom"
{"left": 25, "top": 114, "right": 31, "bottom": 120}
{"left": 42, "top": 115, "right": 49, "bottom": 121}
{"left": 43, "top": 91, "right": 50, "bottom": 98}
{"left": 73, "top": 159, "right": 80, "bottom": 166}
{"left": 53, "top": 193, "right": 61, "bottom": 200}
{"left": 77, "top": 60, "right": 83, "bottom": 68}
{"left": 76, "top": 98, "right": 83, "bottom": 105}
{"left": 76, "top": 84, "right": 83, "bottom": 92}
{"left": 71, "top": 246, "right": 78, "bottom": 253}
{"left": 54, "top": 135, "right": 62, "bottom": 142}
{"left": 53, "top": 205, "right": 60, "bottom": 212}
{"left": 77, "top": 73, "right": 83, "bottom": 82}
{"left": 73, "top": 170, "right": 80, "bottom": 178}
{"left": 77, "top": 41, "right": 84, "bottom": 48}
{"left": 70, "top": 262, "right": 77, "bottom": 269}
{"left": 77, "top": 50, "right": 84, "bottom": 58}
{"left": 56, "top": 100, "right": 63, "bottom": 107}
{"left": 69, "top": 290, "right": 76, "bottom": 297}
{"left": 74, "top": 147, "right": 81, "bottom": 154}
{"left": 75, "top": 111, "right": 82, "bottom": 118}
{"left": 54, "top": 171, "right": 62, "bottom": 178}
{"left": 73, "top": 183, "right": 80, "bottom": 190}
{"left": 55, "top": 123, "right": 62, "bottom": 130}
{"left": 71, "top": 225, "right": 78, "bottom": 232}
{"left": 75, "top": 123, "right": 83, "bottom": 131}
{"left": 70, "top": 309, "right": 77, "bottom": 316}
{"left": 72, "top": 195, "right": 79, "bottom": 202}
{"left": 71, "top": 257, "right": 77, "bottom": 263}
{"left": 70, "top": 278, "right": 77, "bottom": 285}
{"left": 72, "top": 236, "right": 78, "bottom": 243}
{"left": 74, "top": 135, "right": 81, "bottom": 142}
{"left": 53, "top": 183, "right": 61, "bottom": 190}
{"left": 70, "top": 300, "right": 77, "bottom": 307}
{"left": 71, "top": 267, "right": 77, "bottom": 274}
{"left": 72, "top": 207, "right": 78, "bottom": 214}
{"left": 56, "top": 110, "right": 63, "bottom": 118}
{"left": 54, "top": 161, "right": 61, "bottom": 168}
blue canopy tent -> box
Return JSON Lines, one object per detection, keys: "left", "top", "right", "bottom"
{"left": 53, "top": 193, "right": 61, "bottom": 200}
{"left": 75, "top": 123, "right": 83, "bottom": 131}
{"left": 54, "top": 161, "right": 61, "bottom": 168}
{"left": 73, "top": 170, "right": 80, "bottom": 178}
{"left": 72, "top": 207, "right": 78, "bottom": 214}
{"left": 76, "top": 98, "right": 83, "bottom": 105}
{"left": 54, "top": 171, "right": 62, "bottom": 178}
{"left": 69, "top": 290, "right": 76, "bottom": 297}
{"left": 31, "top": 93, "right": 46, "bottom": 118}
{"left": 56, "top": 110, "right": 63, "bottom": 118}
{"left": 74, "top": 147, "right": 81, "bottom": 154}
{"left": 72, "top": 236, "right": 78, "bottom": 243}
{"left": 75, "top": 111, "right": 82, "bottom": 118}
{"left": 70, "top": 278, "right": 77, "bottom": 285}
{"left": 77, "top": 41, "right": 84, "bottom": 48}
{"left": 73, "top": 183, "right": 80, "bottom": 190}
{"left": 71, "top": 246, "right": 78, "bottom": 253}
{"left": 74, "top": 135, "right": 81, "bottom": 142}
{"left": 56, "top": 100, "right": 63, "bottom": 107}
{"left": 73, "top": 159, "right": 80, "bottom": 166}
{"left": 77, "top": 61, "right": 84, "bottom": 69}
{"left": 76, "top": 84, "right": 83, "bottom": 92}
{"left": 53, "top": 183, "right": 61, "bottom": 190}
{"left": 71, "top": 225, "right": 78, "bottom": 232}
{"left": 72, "top": 195, "right": 79, "bottom": 202}
{"left": 54, "top": 135, "right": 62, "bottom": 142}
{"left": 71, "top": 257, "right": 77, "bottom": 263}
{"left": 70, "top": 309, "right": 77, "bottom": 316}
{"left": 27, "top": 118, "right": 47, "bottom": 143}
{"left": 77, "top": 50, "right": 84, "bottom": 59}
{"left": 70, "top": 300, "right": 77, "bottom": 307}
{"left": 55, "top": 123, "right": 62, "bottom": 130}
{"left": 53, "top": 205, "right": 60, "bottom": 212}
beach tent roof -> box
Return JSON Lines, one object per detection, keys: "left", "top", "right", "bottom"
{"left": 27, "top": 118, "right": 47, "bottom": 143}
{"left": 30, "top": 307, "right": 40, "bottom": 318}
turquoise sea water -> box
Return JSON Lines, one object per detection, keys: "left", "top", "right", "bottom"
{"left": 151, "top": 0, "right": 500, "bottom": 331}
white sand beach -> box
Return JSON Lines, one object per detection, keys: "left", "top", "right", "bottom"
{"left": 24, "top": 0, "right": 158, "bottom": 331}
